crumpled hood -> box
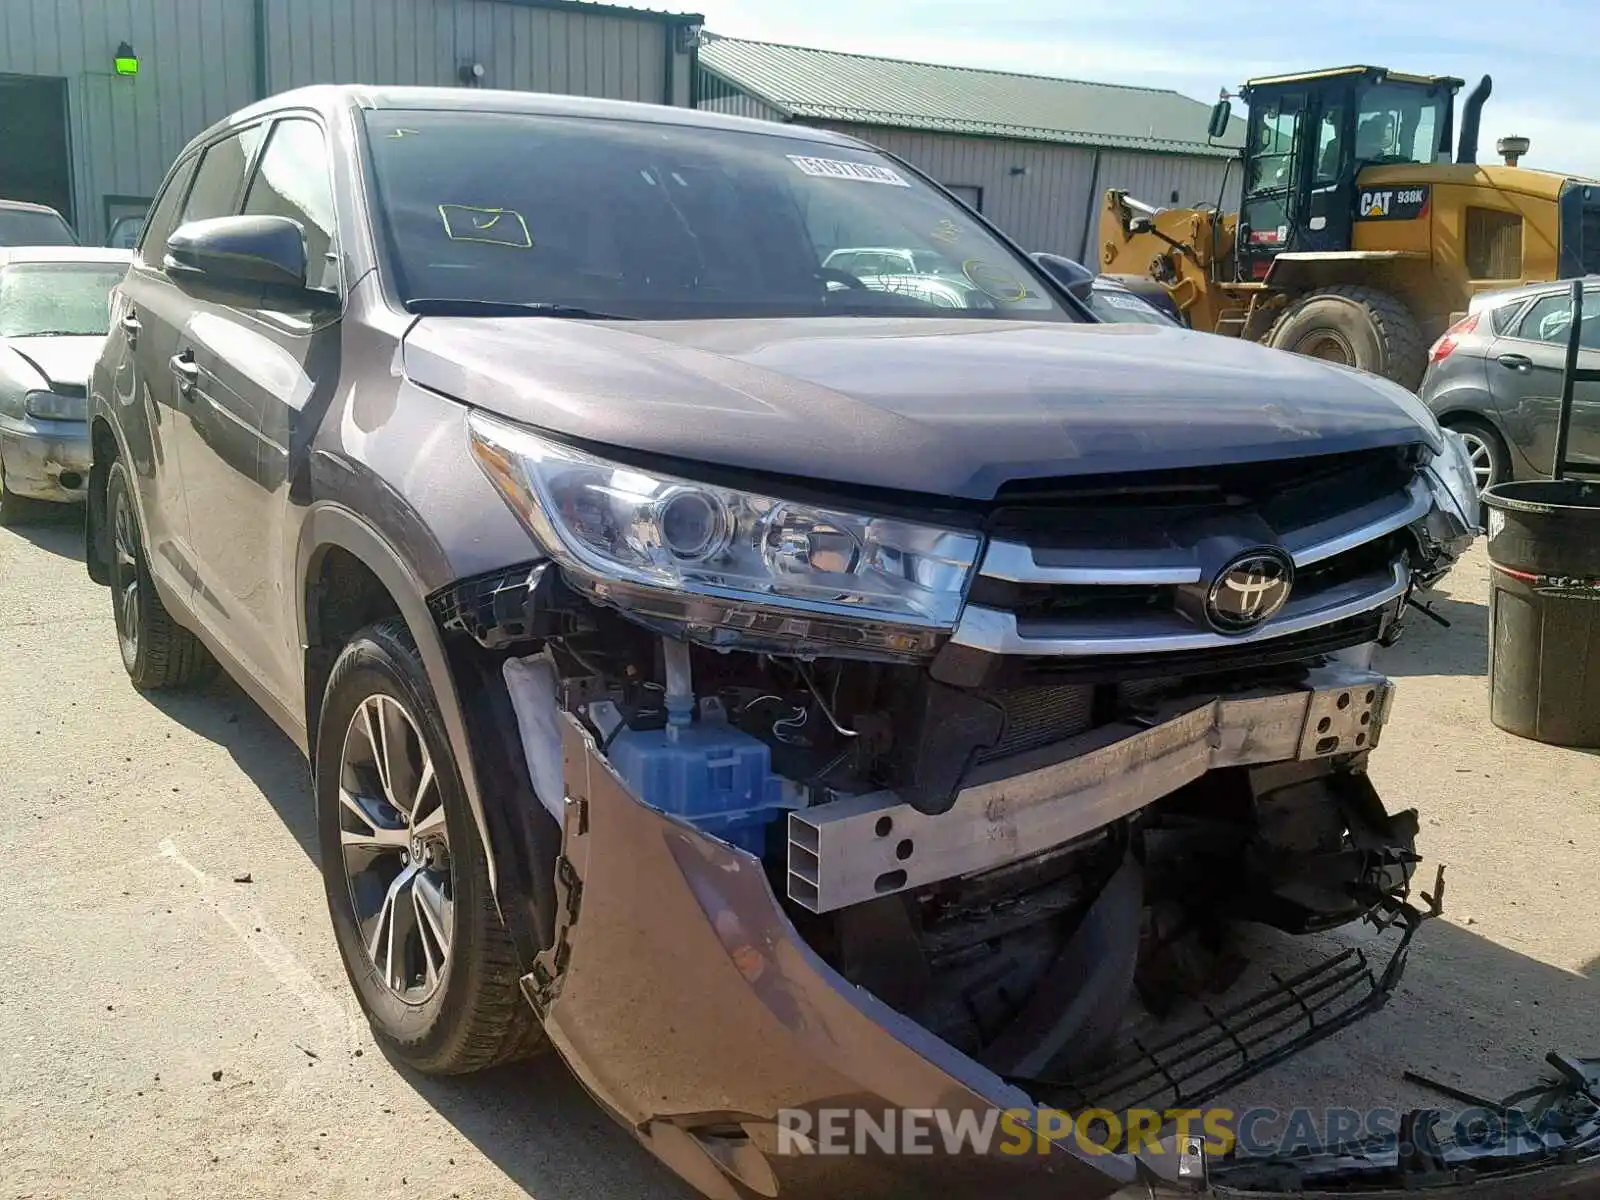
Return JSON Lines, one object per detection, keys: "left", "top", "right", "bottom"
{"left": 401, "top": 316, "right": 1440, "bottom": 501}
{"left": 4, "top": 336, "right": 104, "bottom": 391}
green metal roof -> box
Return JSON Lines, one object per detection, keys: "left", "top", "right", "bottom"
{"left": 698, "top": 36, "right": 1245, "bottom": 157}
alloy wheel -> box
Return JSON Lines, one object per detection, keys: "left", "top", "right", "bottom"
{"left": 338, "top": 694, "right": 455, "bottom": 1003}
{"left": 1456, "top": 430, "right": 1498, "bottom": 492}
{"left": 112, "top": 488, "right": 141, "bottom": 663}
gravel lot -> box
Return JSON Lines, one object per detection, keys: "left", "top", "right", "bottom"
{"left": 2, "top": 508, "right": 1596, "bottom": 1199}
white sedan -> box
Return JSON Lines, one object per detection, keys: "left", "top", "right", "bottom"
{"left": 0, "top": 246, "right": 131, "bottom": 523}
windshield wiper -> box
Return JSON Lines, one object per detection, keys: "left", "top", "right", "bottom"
{"left": 405, "top": 298, "right": 635, "bottom": 320}
{"left": 10, "top": 330, "right": 97, "bottom": 338}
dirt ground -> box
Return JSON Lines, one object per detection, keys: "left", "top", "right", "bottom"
{"left": 1, "top": 509, "right": 1596, "bottom": 1199}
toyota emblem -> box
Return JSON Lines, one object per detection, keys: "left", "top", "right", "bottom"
{"left": 1205, "top": 549, "right": 1294, "bottom": 633}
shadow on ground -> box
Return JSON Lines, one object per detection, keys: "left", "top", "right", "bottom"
{"left": 146, "top": 671, "right": 694, "bottom": 1198}
{"left": 1376, "top": 594, "right": 1488, "bottom": 678}
{"left": 3, "top": 502, "right": 86, "bottom": 562}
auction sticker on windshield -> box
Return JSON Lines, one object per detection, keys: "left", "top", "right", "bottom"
{"left": 788, "top": 155, "right": 911, "bottom": 186}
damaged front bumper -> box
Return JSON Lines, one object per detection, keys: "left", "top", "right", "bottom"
{"left": 523, "top": 709, "right": 1598, "bottom": 1200}
{"left": 0, "top": 414, "right": 90, "bottom": 502}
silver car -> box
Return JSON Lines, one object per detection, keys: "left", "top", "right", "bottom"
{"left": 1419, "top": 277, "right": 1600, "bottom": 490}
{"left": 0, "top": 246, "right": 131, "bottom": 522}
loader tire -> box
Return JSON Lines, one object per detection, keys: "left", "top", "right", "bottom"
{"left": 1265, "top": 285, "right": 1426, "bottom": 391}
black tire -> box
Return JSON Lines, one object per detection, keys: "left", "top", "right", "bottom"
{"left": 1266, "top": 285, "right": 1426, "bottom": 391}
{"left": 106, "top": 459, "right": 215, "bottom": 689}
{"left": 1444, "top": 415, "right": 1512, "bottom": 492}
{"left": 316, "top": 617, "right": 545, "bottom": 1074}
{"left": 0, "top": 461, "right": 37, "bottom": 526}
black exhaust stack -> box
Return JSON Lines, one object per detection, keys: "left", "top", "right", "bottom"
{"left": 1457, "top": 74, "right": 1492, "bottom": 164}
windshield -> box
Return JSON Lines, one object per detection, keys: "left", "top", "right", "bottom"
{"left": 0, "top": 262, "right": 127, "bottom": 337}
{"left": 1354, "top": 83, "right": 1447, "bottom": 166}
{"left": 360, "top": 110, "right": 1073, "bottom": 322}
{"left": 0, "top": 208, "right": 78, "bottom": 247}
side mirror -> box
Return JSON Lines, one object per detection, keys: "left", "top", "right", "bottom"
{"left": 1208, "top": 99, "right": 1232, "bottom": 141}
{"left": 1030, "top": 251, "right": 1096, "bottom": 304}
{"left": 164, "top": 215, "right": 337, "bottom": 312}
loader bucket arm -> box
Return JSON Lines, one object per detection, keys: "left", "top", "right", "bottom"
{"left": 1097, "top": 189, "right": 1232, "bottom": 333}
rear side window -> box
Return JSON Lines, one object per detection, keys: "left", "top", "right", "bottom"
{"left": 1488, "top": 300, "right": 1525, "bottom": 336}
{"left": 181, "top": 125, "right": 265, "bottom": 225}
{"left": 242, "top": 118, "right": 341, "bottom": 292}
{"left": 137, "top": 157, "right": 197, "bottom": 265}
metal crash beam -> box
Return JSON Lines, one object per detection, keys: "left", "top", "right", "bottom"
{"left": 787, "top": 666, "right": 1394, "bottom": 914}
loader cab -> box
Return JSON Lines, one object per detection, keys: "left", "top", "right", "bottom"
{"left": 1228, "top": 66, "right": 1461, "bottom": 281}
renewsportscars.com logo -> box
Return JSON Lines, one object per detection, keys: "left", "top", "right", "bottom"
{"left": 773, "top": 1104, "right": 1578, "bottom": 1159}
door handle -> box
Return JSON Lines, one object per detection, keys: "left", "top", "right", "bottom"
{"left": 170, "top": 351, "right": 200, "bottom": 397}
{"left": 1497, "top": 353, "right": 1533, "bottom": 372}
{"left": 119, "top": 311, "right": 141, "bottom": 346}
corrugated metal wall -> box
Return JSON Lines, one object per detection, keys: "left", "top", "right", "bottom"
{"left": 698, "top": 92, "right": 786, "bottom": 123}
{"left": 0, "top": 0, "right": 691, "bottom": 243}
{"left": 811, "top": 123, "right": 1098, "bottom": 258}
{"left": 809, "top": 123, "right": 1238, "bottom": 262}
{"left": 263, "top": 0, "right": 680, "bottom": 105}
{"left": 0, "top": 0, "right": 257, "bottom": 242}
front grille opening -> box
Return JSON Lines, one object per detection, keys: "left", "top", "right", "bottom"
{"left": 988, "top": 446, "right": 1419, "bottom": 548}
{"left": 1005, "top": 610, "right": 1390, "bottom": 686}
{"left": 969, "top": 577, "right": 1177, "bottom": 620}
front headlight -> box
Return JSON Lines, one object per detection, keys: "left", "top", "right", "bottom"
{"left": 1426, "top": 430, "right": 1482, "bottom": 531}
{"left": 24, "top": 390, "right": 87, "bottom": 421}
{"left": 467, "top": 410, "right": 981, "bottom": 628}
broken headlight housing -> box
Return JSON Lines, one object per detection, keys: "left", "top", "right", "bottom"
{"left": 467, "top": 410, "right": 982, "bottom": 628}
{"left": 24, "top": 390, "right": 87, "bottom": 421}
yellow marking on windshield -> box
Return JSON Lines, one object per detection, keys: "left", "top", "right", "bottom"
{"left": 438, "top": 205, "right": 533, "bottom": 248}
{"left": 931, "top": 219, "right": 963, "bottom": 244}
{"left": 961, "top": 259, "right": 1028, "bottom": 303}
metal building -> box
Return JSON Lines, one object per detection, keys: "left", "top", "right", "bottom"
{"left": 696, "top": 36, "right": 1245, "bottom": 263}
{"left": 0, "top": 0, "right": 705, "bottom": 244}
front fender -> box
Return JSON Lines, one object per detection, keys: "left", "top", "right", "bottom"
{"left": 295, "top": 502, "right": 556, "bottom": 967}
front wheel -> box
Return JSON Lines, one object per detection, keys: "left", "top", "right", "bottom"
{"left": 316, "top": 618, "right": 545, "bottom": 1074}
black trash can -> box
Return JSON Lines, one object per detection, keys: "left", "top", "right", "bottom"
{"left": 1481, "top": 478, "right": 1600, "bottom": 747}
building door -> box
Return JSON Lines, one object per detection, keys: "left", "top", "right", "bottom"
{"left": 0, "top": 75, "right": 73, "bottom": 224}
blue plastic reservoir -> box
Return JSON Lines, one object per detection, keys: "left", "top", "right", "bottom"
{"left": 607, "top": 717, "right": 801, "bottom": 856}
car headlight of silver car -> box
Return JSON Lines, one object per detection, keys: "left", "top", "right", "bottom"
{"left": 24, "top": 390, "right": 87, "bottom": 421}
{"left": 467, "top": 411, "right": 982, "bottom": 635}
{"left": 1425, "top": 429, "right": 1482, "bottom": 531}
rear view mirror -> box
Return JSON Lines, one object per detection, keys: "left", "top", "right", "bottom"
{"left": 1208, "top": 99, "right": 1232, "bottom": 141}
{"left": 165, "top": 215, "right": 337, "bottom": 312}
{"left": 1029, "top": 251, "right": 1096, "bottom": 304}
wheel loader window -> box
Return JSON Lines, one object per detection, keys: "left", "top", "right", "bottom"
{"left": 1246, "top": 96, "right": 1303, "bottom": 195}
{"left": 1314, "top": 104, "right": 1347, "bottom": 185}
{"left": 1354, "top": 84, "right": 1447, "bottom": 166}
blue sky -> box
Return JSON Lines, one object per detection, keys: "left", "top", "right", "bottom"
{"left": 691, "top": 0, "right": 1600, "bottom": 177}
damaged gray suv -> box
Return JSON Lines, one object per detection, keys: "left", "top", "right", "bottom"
{"left": 87, "top": 86, "right": 1599, "bottom": 1200}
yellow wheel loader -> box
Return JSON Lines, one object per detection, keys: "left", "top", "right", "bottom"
{"left": 1098, "top": 65, "right": 1600, "bottom": 391}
